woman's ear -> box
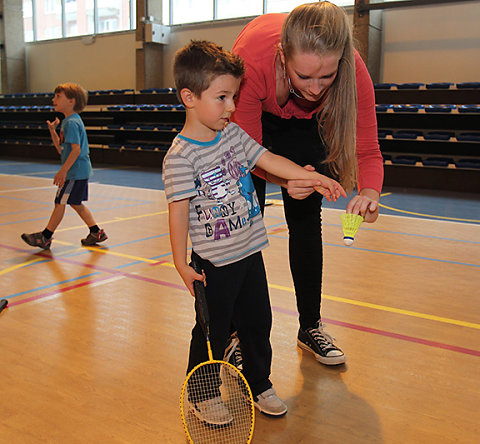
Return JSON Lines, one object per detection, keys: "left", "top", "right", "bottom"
{"left": 278, "top": 43, "right": 286, "bottom": 66}
{"left": 180, "top": 88, "right": 195, "bottom": 109}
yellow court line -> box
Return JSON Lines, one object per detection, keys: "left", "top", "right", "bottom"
{"left": 55, "top": 210, "right": 168, "bottom": 233}
{"left": 52, "top": 239, "right": 176, "bottom": 267}
{"left": 379, "top": 203, "right": 480, "bottom": 224}
{"left": 268, "top": 283, "right": 480, "bottom": 330}
{"left": 0, "top": 257, "right": 45, "bottom": 276}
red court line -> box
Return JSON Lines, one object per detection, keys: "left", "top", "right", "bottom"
{"left": 6, "top": 246, "right": 478, "bottom": 358}
{"left": 7, "top": 275, "right": 115, "bottom": 307}
{"left": 273, "top": 306, "right": 480, "bottom": 357}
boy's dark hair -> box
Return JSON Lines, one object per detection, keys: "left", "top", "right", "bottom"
{"left": 173, "top": 40, "right": 245, "bottom": 104}
{"left": 54, "top": 83, "right": 88, "bottom": 112}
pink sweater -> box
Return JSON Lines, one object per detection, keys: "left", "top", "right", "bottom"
{"left": 232, "top": 13, "right": 383, "bottom": 193}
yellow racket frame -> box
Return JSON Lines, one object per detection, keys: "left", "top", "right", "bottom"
{"left": 180, "top": 341, "right": 255, "bottom": 444}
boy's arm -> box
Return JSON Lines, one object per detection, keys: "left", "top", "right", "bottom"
{"left": 256, "top": 150, "right": 347, "bottom": 201}
{"left": 168, "top": 199, "right": 204, "bottom": 296}
{"left": 47, "top": 118, "right": 62, "bottom": 155}
{"left": 53, "top": 143, "right": 81, "bottom": 187}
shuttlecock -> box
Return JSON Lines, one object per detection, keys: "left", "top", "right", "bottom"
{"left": 340, "top": 213, "right": 364, "bottom": 246}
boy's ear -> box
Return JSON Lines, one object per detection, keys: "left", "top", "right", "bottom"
{"left": 180, "top": 88, "right": 196, "bottom": 109}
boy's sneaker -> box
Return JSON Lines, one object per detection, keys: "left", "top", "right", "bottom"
{"left": 21, "top": 232, "right": 51, "bottom": 250}
{"left": 189, "top": 396, "right": 233, "bottom": 426}
{"left": 297, "top": 322, "right": 345, "bottom": 365}
{"left": 81, "top": 229, "right": 108, "bottom": 246}
{"left": 254, "top": 387, "right": 287, "bottom": 416}
{"left": 223, "top": 332, "right": 243, "bottom": 372}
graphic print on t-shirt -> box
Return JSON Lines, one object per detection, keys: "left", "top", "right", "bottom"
{"left": 194, "top": 146, "right": 260, "bottom": 241}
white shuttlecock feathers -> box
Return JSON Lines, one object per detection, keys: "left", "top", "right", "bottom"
{"left": 340, "top": 213, "right": 364, "bottom": 246}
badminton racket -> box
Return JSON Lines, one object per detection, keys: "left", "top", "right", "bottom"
{"left": 180, "top": 257, "right": 255, "bottom": 444}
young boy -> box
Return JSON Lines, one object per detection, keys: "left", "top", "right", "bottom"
{"left": 163, "top": 41, "right": 346, "bottom": 424}
{"left": 21, "top": 83, "right": 107, "bottom": 250}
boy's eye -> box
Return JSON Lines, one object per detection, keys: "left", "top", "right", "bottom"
{"left": 218, "top": 95, "right": 226, "bottom": 101}
{"left": 298, "top": 75, "right": 309, "bottom": 80}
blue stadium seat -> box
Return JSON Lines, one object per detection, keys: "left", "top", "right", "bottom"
{"left": 425, "top": 104, "right": 455, "bottom": 113}
{"left": 397, "top": 83, "right": 424, "bottom": 89}
{"left": 457, "top": 105, "right": 480, "bottom": 113}
{"left": 455, "top": 159, "right": 480, "bottom": 169}
{"left": 374, "top": 83, "right": 397, "bottom": 90}
{"left": 392, "top": 131, "right": 422, "bottom": 139}
{"left": 393, "top": 104, "right": 424, "bottom": 112}
{"left": 375, "top": 104, "right": 393, "bottom": 112}
{"left": 422, "top": 157, "right": 453, "bottom": 167}
{"left": 424, "top": 132, "right": 454, "bottom": 141}
{"left": 426, "top": 82, "right": 453, "bottom": 89}
{"left": 456, "top": 82, "right": 480, "bottom": 89}
{"left": 457, "top": 133, "right": 480, "bottom": 142}
{"left": 391, "top": 156, "right": 422, "bottom": 165}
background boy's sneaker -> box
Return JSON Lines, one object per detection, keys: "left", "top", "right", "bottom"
{"left": 297, "top": 322, "right": 345, "bottom": 365}
{"left": 223, "top": 332, "right": 243, "bottom": 372}
{"left": 254, "top": 387, "right": 287, "bottom": 416}
{"left": 21, "top": 232, "right": 51, "bottom": 250}
{"left": 81, "top": 229, "right": 108, "bottom": 246}
{"left": 189, "top": 396, "right": 233, "bottom": 425}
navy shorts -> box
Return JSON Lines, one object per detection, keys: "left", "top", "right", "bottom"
{"left": 55, "top": 179, "right": 89, "bottom": 205}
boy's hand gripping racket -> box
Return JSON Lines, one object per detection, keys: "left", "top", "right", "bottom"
{"left": 180, "top": 258, "right": 255, "bottom": 443}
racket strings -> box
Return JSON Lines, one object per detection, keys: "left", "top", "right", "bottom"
{"left": 181, "top": 361, "right": 254, "bottom": 443}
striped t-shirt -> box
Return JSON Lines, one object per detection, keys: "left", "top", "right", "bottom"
{"left": 163, "top": 123, "right": 269, "bottom": 266}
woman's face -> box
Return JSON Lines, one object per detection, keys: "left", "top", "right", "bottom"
{"left": 285, "top": 51, "right": 341, "bottom": 102}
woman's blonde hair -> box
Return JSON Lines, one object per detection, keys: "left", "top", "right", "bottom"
{"left": 281, "top": 1, "right": 357, "bottom": 192}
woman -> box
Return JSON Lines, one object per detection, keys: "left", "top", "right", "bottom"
{"left": 229, "top": 2, "right": 383, "bottom": 366}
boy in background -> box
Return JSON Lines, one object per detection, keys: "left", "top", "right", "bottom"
{"left": 21, "top": 83, "right": 107, "bottom": 249}
{"left": 163, "top": 40, "right": 346, "bottom": 424}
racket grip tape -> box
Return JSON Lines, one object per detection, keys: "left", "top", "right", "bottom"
{"left": 0, "top": 299, "right": 8, "bottom": 314}
{"left": 190, "top": 257, "right": 210, "bottom": 330}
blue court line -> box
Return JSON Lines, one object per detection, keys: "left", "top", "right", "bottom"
{"left": 4, "top": 272, "right": 101, "bottom": 299}
{"left": 0, "top": 202, "right": 157, "bottom": 226}
{"left": 322, "top": 222, "right": 480, "bottom": 245}
{"left": 268, "top": 233, "right": 480, "bottom": 268}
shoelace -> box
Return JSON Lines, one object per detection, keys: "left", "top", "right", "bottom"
{"left": 308, "top": 326, "right": 336, "bottom": 351}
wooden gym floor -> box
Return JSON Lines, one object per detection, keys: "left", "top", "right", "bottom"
{"left": 0, "top": 160, "right": 479, "bottom": 443}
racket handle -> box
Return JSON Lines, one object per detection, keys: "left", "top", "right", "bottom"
{"left": 190, "top": 256, "right": 210, "bottom": 333}
{"left": 0, "top": 299, "right": 8, "bottom": 314}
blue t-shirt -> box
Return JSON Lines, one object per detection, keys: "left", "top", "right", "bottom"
{"left": 60, "top": 113, "right": 92, "bottom": 180}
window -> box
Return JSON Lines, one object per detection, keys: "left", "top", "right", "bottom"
{"left": 64, "top": 0, "right": 95, "bottom": 37}
{"left": 23, "top": 0, "right": 133, "bottom": 42}
{"left": 168, "top": 0, "right": 357, "bottom": 25}
{"left": 216, "top": 0, "right": 262, "bottom": 20}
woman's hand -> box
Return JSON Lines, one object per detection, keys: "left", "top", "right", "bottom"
{"left": 346, "top": 188, "right": 380, "bottom": 223}
{"left": 285, "top": 164, "right": 318, "bottom": 200}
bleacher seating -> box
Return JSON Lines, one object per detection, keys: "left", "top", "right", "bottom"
{"left": 0, "top": 83, "right": 479, "bottom": 192}
{"left": 375, "top": 82, "right": 480, "bottom": 192}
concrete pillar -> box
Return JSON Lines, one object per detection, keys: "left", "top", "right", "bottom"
{"left": 0, "top": 0, "right": 27, "bottom": 93}
{"left": 353, "top": 0, "right": 383, "bottom": 83}
{"left": 135, "top": 0, "right": 165, "bottom": 90}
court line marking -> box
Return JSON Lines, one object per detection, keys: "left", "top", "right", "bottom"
{"left": 272, "top": 306, "right": 480, "bottom": 358}
{"left": 0, "top": 185, "right": 56, "bottom": 193}
{"left": 4, "top": 245, "right": 478, "bottom": 332}
{"left": 269, "top": 283, "right": 480, "bottom": 330}
{"left": 266, "top": 190, "right": 480, "bottom": 224}
{"left": 0, "top": 257, "right": 46, "bottom": 276}
{"left": 5, "top": 261, "right": 478, "bottom": 358}
{"left": 378, "top": 202, "right": 480, "bottom": 224}
{"left": 53, "top": 210, "right": 168, "bottom": 233}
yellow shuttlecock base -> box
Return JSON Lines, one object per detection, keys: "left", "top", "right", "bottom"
{"left": 340, "top": 213, "right": 364, "bottom": 246}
